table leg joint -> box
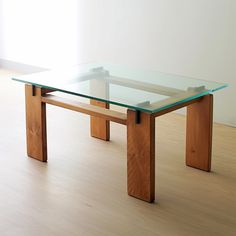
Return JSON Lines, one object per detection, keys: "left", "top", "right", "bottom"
{"left": 135, "top": 110, "right": 141, "bottom": 124}
{"left": 32, "top": 85, "right": 36, "bottom": 96}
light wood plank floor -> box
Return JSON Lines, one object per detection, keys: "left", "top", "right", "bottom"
{"left": 0, "top": 68, "right": 235, "bottom": 236}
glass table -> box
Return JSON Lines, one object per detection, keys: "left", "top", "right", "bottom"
{"left": 13, "top": 63, "right": 227, "bottom": 203}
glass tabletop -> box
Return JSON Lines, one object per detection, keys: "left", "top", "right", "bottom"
{"left": 12, "top": 63, "right": 227, "bottom": 113}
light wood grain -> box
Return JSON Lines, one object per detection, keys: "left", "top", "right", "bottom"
{"left": 42, "top": 94, "right": 126, "bottom": 125}
{"left": 186, "top": 94, "right": 213, "bottom": 171}
{"left": 25, "top": 84, "right": 47, "bottom": 162}
{"left": 127, "top": 109, "right": 155, "bottom": 202}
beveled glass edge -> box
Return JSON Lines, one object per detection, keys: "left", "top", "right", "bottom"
{"left": 12, "top": 77, "right": 228, "bottom": 114}
{"left": 210, "top": 84, "right": 228, "bottom": 92}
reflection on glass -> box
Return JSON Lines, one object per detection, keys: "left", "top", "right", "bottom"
{"left": 12, "top": 63, "right": 227, "bottom": 113}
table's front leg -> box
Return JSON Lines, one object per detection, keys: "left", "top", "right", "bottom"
{"left": 25, "top": 85, "right": 47, "bottom": 162}
{"left": 186, "top": 94, "right": 213, "bottom": 171}
{"left": 127, "top": 110, "right": 155, "bottom": 202}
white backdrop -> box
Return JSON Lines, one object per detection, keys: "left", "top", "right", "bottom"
{"left": 0, "top": 0, "right": 235, "bottom": 126}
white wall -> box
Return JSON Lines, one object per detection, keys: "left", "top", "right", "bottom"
{"left": 0, "top": 0, "right": 235, "bottom": 126}
{"left": 0, "top": 0, "right": 81, "bottom": 67}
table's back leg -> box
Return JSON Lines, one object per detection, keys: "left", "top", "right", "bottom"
{"left": 90, "top": 100, "right": 110, "bottom": 141}
{"left": 127, "top": 110, "right": 155, "bottom": 202}
{"left": 186, "top": 94, "right": 213, "bottom": 171}
{"left": 25, "top": 85, "right": 47, "bottom": 162}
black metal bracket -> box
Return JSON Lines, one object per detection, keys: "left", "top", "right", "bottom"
{"left": 32, "top": 85, "right": 36, "bottom": 96}
{"left": 135, "top": 110, "right": 141, "bottom": 124}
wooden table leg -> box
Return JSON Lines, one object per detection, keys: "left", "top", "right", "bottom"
{"left": 127, "top": 110, "right": 155, "bottom": 202}
{"left": 90, "top": 100, "right": 110, "bottom": 141}
{"left": 25, "top": 85, "right": 47, "bottom": 162}
{"left": 89, "top": 76, "right": 110, "bottom": 141}
{"left": 186, "top": 94, "right": 213, "bottom": 171}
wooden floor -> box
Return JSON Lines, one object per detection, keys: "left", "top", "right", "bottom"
{"left": 0, "top": 68, "right": 236, "bottom": 236}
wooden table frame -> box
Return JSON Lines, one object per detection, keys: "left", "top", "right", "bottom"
{"left": 25, "top": 84, "right": 213, "bottom": 203}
